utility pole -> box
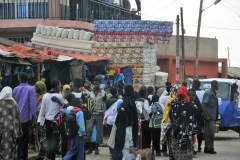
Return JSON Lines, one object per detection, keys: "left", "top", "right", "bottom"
{"left": 228, "top": 47, "right": 230, "bottom": 67}
{"left": 193, "top": 0, "right": 203, "bottom": 79}
{"left": 180, "top": 7, "right": 185, "bottom": 82}
{"left": 176, "top": 15, "right": 180, "bottom": 84}
{"left": 193, "top": 0, "right": 221, "bottom": 79}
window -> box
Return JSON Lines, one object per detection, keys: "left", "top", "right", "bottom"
{"left": 200, "top": 82, "right": 230, "bottom": 100}
{"left": 7, "top": 37, "right": 32, "bottom": 43}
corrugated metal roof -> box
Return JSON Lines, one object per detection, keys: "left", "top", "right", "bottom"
{"left": 0, "top": 38, "right": 19, "bottom": 47}
{"left": 55, "top": 55, "right": 74, "bottom": 62}
{"left": 61, "top": 53, "right": 108, "bottom": 63}
{"left": 0, "top": 49, "right": 16, "bottom": 57}
{"left": 219, "top": 67, "right": 240, "bottom": 78}
{"left": 0, "top": 57, "right": 32, "bottom": 66}
{"left": 0, "top": 44, "right": 108, "bottom": 63}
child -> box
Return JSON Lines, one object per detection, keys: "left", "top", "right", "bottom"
{"left": 62, "top": 98, "right": 87, "bottom": 160}
{"left": 150, "top": 95, "right": 167, "bottom": 156}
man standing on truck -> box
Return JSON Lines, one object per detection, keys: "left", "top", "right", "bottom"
{"left": 202, "top": 80, "right": 218, "bottom": 154}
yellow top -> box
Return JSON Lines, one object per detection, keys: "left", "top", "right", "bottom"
{"left": 162, "top": 90, "right": 176, "bottom": 123}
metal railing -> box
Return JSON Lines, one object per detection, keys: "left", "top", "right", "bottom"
{"left": 0, "top": 0, "right": 141, "bottom": 21}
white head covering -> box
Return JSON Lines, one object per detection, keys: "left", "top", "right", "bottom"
{"left": 0, "top": 86, "right": 14, "bottom": 101}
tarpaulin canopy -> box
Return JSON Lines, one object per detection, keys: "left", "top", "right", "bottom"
{"left": 0, "top": 44, "right": 108, "bottom": 63}
{"left": 61, "top": 52, "right": 108, "bottom": 63}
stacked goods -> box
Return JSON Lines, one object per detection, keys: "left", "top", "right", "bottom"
{"left": 155, "top": 72, "right": 169, "bottom": 87}
{"left": 93, "top": 20, "right": 173, "bottom": 44}
{"left": 91, "top": 42, "right": 159, "bottom": 90}
{"left": 31, "top": 24, "right": 93, "bottom": 53}
{"left": 93, "top": 20, "right": 173, "bottom": 90}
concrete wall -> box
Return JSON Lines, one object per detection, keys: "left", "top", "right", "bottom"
{"left": 157, "top": 55, "right": 228, "bottom": 84}
{"left": 157, "top": 35, "right": 218, "bottom": 58}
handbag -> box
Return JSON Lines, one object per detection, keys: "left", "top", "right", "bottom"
{"left": 107, "top": 123, "right": 117, "bottom": 149}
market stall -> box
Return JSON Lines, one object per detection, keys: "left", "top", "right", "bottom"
{"left": 0, "top": 48, "right": 36, "bottom": 89}
{"left": 0, "top": 44, "right": 108, "bottom": 90}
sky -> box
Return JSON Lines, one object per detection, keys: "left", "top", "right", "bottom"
{"left": 129, "top": 0, "right": 240, "bottom": 67}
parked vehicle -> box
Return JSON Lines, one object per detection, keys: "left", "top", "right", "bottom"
{"left": 199, "top": 78, "right": 240, "bottom": 136}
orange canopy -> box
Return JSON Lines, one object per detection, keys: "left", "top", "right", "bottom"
{"left": 0, "top": 44, "right": 108, "bottom": 63}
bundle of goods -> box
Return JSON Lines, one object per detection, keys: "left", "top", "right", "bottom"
{"left": 93, "top": 20, "right": 173, "bottom": 44}
{"left": 31, "top": 24, "right": 93, "bottom": 53}
{"left": 155, "top": 72, "right": 169, "bottom": 87}
{"left": 91, "top": 42, "right": 159, "bottom": 90}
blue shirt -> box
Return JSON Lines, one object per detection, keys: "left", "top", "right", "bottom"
{"left": 62, "top": 107, "right": 86, "bottom": 136}
{"left": 13, "top": 83, "right": 36, "bottom": 123}
{"left": 117, "top": 99, "right": 123, "bottom": 112}
{"left": 202, "top": 89, "right": 218, "bottom": 120}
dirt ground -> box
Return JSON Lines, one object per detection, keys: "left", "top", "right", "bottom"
{"left": 28, "top": 130, "right": 240, "bottom": 160}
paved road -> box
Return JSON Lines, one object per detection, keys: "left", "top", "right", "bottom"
{"left": 29, "top": 130, "right": 240, "bottom": 160}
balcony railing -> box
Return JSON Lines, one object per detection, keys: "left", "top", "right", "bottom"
{"left": 0, "top": 0, "right": 141, "bottom": 21}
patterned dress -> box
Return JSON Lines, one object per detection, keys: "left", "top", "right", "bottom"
{"left": 170, "top": 100, "right": 198, "bottom": 160}
{"left": 0, "top": 100, "right": 20, "bottom": 160}
{"left": 34, "top": 96, "right": 48, "bottom": 158}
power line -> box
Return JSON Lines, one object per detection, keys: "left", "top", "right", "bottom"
{"left": 173, "top": 23, "right": 240, "bottom": 31}
{"left": 148, "top": 0, "right": 178, "bottom": 17}
{"left": 143, "top": 0, "right": 166, "bottom": 10}
{"left": 157, "top": 0, "right": 178, "bottom": 13}
{"left": 202, "top": 27, "right": 240, "bottom": 44}
{"left": 221, "top": 2, "right": 240, "bottom": 17}
{"left": 184, "top": 24, "right": 240, "bottom": 31}
{"left": 224, "top": 0, "right": 240, "bottom": 12}
{"left": 142, "top": 15, "right": 240, "bottom": 31}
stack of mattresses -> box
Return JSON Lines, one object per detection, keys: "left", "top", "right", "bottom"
{"left": 91, "top": 42, "right": 158, "bottom": 90}
{"left": 155, "top": 72, "right": 169, "bottom": 87}
{"left": 93, "top": 20, "right": 173, "bottom": 44}
{"left": 31, "top": 24, "right": 94, "bottom": 53}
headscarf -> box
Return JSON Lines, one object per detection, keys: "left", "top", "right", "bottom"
{"left": 176, "top": 86, "right": 190, "bottom": 102}
{"left": 0, "top": 86, "right": 14, "bottom": 101}
{"left": 115, "top": 84, "right": 138, "bottom": 152}
{"left": 162, "top": 90, "right": 176, "bottom": 123}
{"left": 123, "top": 84, "right": 135, "bottom": 99}
{"left": 35, "top": 81, "right": 47, "bottom": 100}
{"left": 62, "top": 84, "right": 71, "bottom": 100}
{"left": 160, "top": 87, "right": 177, "bottom": 145}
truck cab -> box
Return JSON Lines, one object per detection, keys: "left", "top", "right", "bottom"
{"left": 199, "top": 78, "right": 240, "bottom": 136}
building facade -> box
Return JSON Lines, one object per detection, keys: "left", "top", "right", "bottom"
{"left": 0, "top": 0, "right": 141, "bottom": 42}
{"left": 157, "top": 35, "right": 228, "bottom": 83}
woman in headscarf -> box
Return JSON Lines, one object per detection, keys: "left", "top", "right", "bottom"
{"left": 169, "top": 86, "right": 198, "bottom": 160}
{"left": 0, "top": 86, "right": 22, "bottom": 160}
{"left": 34, "top": 81, "right": 48, "bottom": 160}
{"left": 62, "top": 84, "right": 71, "bottom": 103}
{"left": 114, "top": 84, "right": 138, "bottom": 160}
{"left": 160, "top": 86, "right": 177, "bottom": 159}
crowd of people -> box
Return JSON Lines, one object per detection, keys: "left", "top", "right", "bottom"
{"left": 0, "top": 71, "right": 220, "bottom": 160}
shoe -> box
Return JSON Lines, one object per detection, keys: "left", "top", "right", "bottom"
{"left": 86, "top": 148, "right": 93, "bottom": 154}
{"left": 163, "top": 152, "right": 168, "bottom": 157}
{"left": 208, "top": 148, "right": 217, "bottom": 154}
{"left": 193, "top": 151, "right": 197, "bottom": 155}
{"left": 204, "top": 148, "right": 217, "bottom": 154}
{"left": 198, "top": 147, "right": 202, "bottom": 152}
{"left": 204, "top": 147, "right": 209, "bottom": 153}
{"left": 156, "top": 153, "right": 161, "bottom": 156}
{"left": 95, "top": 150, "right": 99, "bottom": 155}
